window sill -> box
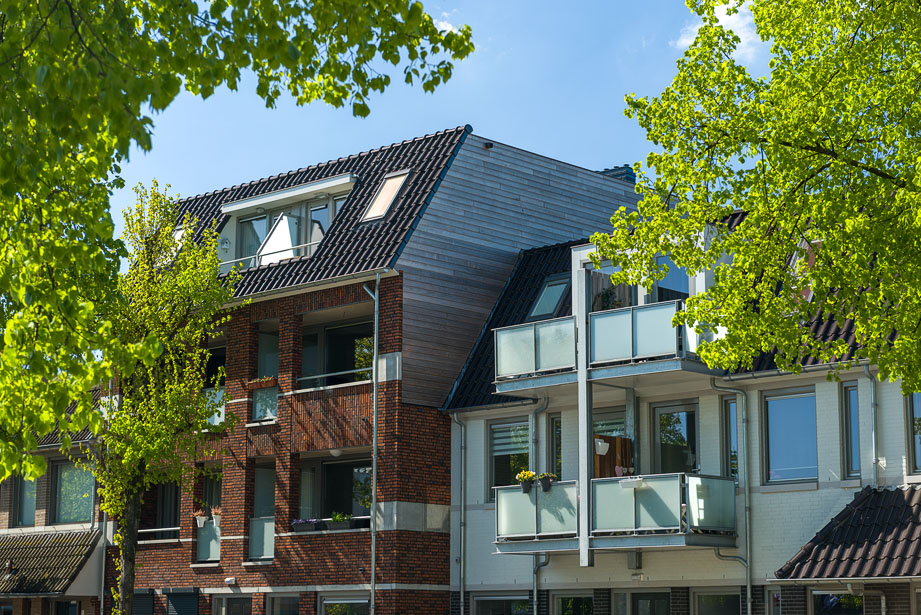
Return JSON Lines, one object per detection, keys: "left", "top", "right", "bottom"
{"left": 241, "top": 559, "right": 274, "bottom": 566}
{"left": 757, "top": 481, "right": 818, "bottom": 493}
{"left": 904, "top": 474, "right": 921, "bottom": 484}
{"left": 839, "top": 478, "right": 862, "bottom": 488}
{"left": 138, "top": 538, "right": 181, "bottom": 545}
{"left": 246, "top": 419, "right": 278, "bottom": 428}
{"left": 190, "top": 562, "right": 221, "bottom": 568}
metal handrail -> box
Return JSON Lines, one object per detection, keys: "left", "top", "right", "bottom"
{"left": 220, "top": 241, "right": 321, "bottom": 271}
{"left": 138, "top": 526, "right": 181, "bottom": 534}
{"left": 296, "top": 367, "right": 372, "bottom": 383}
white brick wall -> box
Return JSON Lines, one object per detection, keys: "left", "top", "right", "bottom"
{"left": 450, "top": 369, "right": 909, "bottom": 592}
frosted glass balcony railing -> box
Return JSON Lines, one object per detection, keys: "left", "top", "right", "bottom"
{"left": 590, "top": 301, "right": 688, "bottom": 365}
{"left": 204, "top": 387, "right": 225, "bottom": 425}
{"left": 252, "top": 386, "right": 278, "bottom": 421}
{"left": 494, "top": 317, "right": 575, "bottom": 379}
{"left": 197, "top": 520, "right": 220, "bottom": 561}
{"left": 495, "top": 481, "right": 578, "bottom": 540}
{"left": 248, "top": 517, "right": 275, "bottom": 560}
{"left": 592, "top": 473, "right": 735, "bottom": 535}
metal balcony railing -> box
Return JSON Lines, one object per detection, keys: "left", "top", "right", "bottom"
{"left": 589, "top": 300, "right": 689, "bottom": 365}
{"left": 591, "top": 473, "right": 735, "bottom": 535}
{"left": 494, "top": 316, "right": 575, "bottom": 380}
{"left": 494, "top": 481, "right": 578, "bottom": 540}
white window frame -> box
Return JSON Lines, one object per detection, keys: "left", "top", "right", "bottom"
{"left": 360, "top": 170, "right": 410, "bottom": 222}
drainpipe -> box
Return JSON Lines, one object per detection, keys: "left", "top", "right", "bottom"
{"left": 863, "top": 366, "right": 879, "bottom": 487}
{"left": 528, "top": 397, "right": 549, "bottom": 615}
{"left": 710, "top": 378, "right": 752, "bottom": 615}
{"left": 363, "top": 273, "right": 381, "bottom": 615}
{"left": 533, "top": 553, "right": 550, "bottom": 615}
{"left": 451, "top": 413, "right": 467, "bottom": 615}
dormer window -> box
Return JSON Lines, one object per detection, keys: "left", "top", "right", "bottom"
{"left": 362, "top": 171, "right": 409, "bottom": 222}
{"left": 528, "top": 276, "right": 570, "bottom": 320}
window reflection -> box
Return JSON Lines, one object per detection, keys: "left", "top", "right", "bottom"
{"left": 765, "top": 393, "right": 817, "bottom": 482}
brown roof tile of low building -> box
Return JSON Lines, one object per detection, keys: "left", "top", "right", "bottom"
{"left": 0, "top": 530, "right": 99, "bottom": 595}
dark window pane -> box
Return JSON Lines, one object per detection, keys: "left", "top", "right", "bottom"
{"left": 239, "top": 216, "right": 267, "bottom": 259}
{"left": 655, "top": 255, "right": 689, "bottom": 301}
{"left": 322, "top": 603, "right": 368, "bottom": 615}
{"left": 324, "top": 461, "right": 372, "bottom": 517}
{"left": 155, "top": 482, "right": 179, "bottom": 539}
{"left": 226, "top": 598, "right": 252, "bottom": 615}
{"left": 474, "top": 599, "right": 530, "bottom": 615}
{"left": 551, "top": 416, "right": 562, "bottom": 478}
{"left": 557, "top": 597, "right": 593, "bottom": 615}
{"left": 206, "top": 347, "right": 226, "bottom": 387}
{"left": 912, "top": 393, "right": 921, "bottom": 473}
{"left": 698, "top": 594, "right": 741, "bottom": 615}
{"left": 491, "top": 422, "right": 529, "bottom": 490}
{"left": 253, "top": 467, "right": 275, "bottom": 518}
{"left": 16, "top": 477, "right": 35, "bottom": 527}
{"left": 725, "top": 399, "right": 738, "bottom": 480}
{"left": 658, "top": 408, "right": 697, "bottom": 473}
{"left": 301, "top": 332, "right": 320, "bottom": 383}
{"left": 309, "top": 204, "right": 330, "bottom": 247}
{"left": 529, "top": 278, "right": 568, "bottom": 318}
{"left": 813, "top": 594, "right": 863, "bottom": 615}
{"left": 844, "top": 386, "right": 860, "bottom": 477}
{"left": 632, "top": 593, "right": 669, "bottom": 615}
{"left": 257, "top": 332, "right": 279, "bottom": 378}
{"left": 766, "top": 394, "right": 817, "bottom": 481}
{"left": 326, "top": 324, "right": 373, "bottom": 384}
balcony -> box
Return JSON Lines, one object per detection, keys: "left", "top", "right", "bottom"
{"left": 219, "top": 242, "right": 321, "bottom": 275}
{"left": 494, "top": 316, "right": 575, "bottom": 388}
{"left": 248, "top": 517, "right": 274, "bottom": 560}
{"left": 591, "top": 473, "right": 736, "bottom": 549}
{"left": 590, "top": 301, "right": 691, "bottom": 365}
{"left": 494, "top": 481, "right": 579, "bottom": 554}
{"left": 197, "top": 520, "right": 220, "bottom": 562}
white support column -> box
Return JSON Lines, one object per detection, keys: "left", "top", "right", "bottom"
{"left": 575, "top": 264, "right": 594, "bottom": 568}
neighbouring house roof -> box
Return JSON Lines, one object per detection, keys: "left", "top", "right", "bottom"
{"left": 444, "top": 239, "right": 583, "bottom": 410}
{"left": 0, "top": 530, "right": 100, "bottom": 595}
{"left": 36, "top": 388, "right": 100, "bottom": 448}
{"left": 179, "top": 125, "right": 471, "bottom": 297}
{"left": 775, "top": 486, "right": 921, "bottom": 580}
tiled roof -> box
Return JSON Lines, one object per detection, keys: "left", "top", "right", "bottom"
{"left": 179, "top": 126, "right": 471, "bottom": 297}
{"left": 444, "top": 239, "right": 583, "bottom": 410}
{"left": 36, "top": 388, "right": 100, "bottom": 448}
{"left": 775, "top": 486, "right": 921, "bottom": 580}
{"left": 0, "top": 530, "right": 99, "bottom": 594}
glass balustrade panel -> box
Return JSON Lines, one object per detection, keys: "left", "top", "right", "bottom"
{"left": 633, "top": 303, "right": 679, "bottom": 358}
{"left": 635, "top": 475, "right": 682, "bottom": 530}
{"left": 197, "top": 521, "right": 220, "bottom": 561}
{"left": 535, "top": 319, "right": 575, "bottom": 371}
{"left": 537, "top": 482, "right": 577, "bottom": 535}
{"left": 252, "top": 387, "right": 278, "bottom": 421}
{"left": 592, "top": 479, "right": 636, "bottom": 532}
{"left": 687, "top": 475, "right": 736, "bottom": 531}
{"left": 496, "top": 487, "right": 537, "bottom": 537}
{"left": 496, "top": 327, "right": 536, "bottom": 377}
{"left": 590, "top": 311, "right": 632, "bottom": 363}
{"left": 248, "top": 518, "right": 275, "bottom": 560}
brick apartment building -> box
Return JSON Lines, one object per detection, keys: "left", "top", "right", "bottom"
{"left": 0, "top": 126, "right": 638, "bottom": 615}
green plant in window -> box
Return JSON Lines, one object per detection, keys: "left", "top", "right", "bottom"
{"left": 330, "top": 511, "right": 353, "bottom": 522}
{"left": 353, "top": 475, "right": 373, "bottom": 511}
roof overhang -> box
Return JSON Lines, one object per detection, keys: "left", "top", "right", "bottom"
{"left": 766, "top": 576, "right": 921, "bottom": 585}
{"left": 220, "top": 173, "right": 357, "bottom": 217}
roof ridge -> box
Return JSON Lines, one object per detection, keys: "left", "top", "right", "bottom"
{"left": 178, "top": 125, "right": 472, "bottom": 205}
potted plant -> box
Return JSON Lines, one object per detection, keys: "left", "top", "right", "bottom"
{"left": 327, "top": 511, "right": 352, "bottom": 531}
{"left": 537, "top": 472, "right": 557, "bottom": 492}
{"left": 246, "top": 375, "right": 278, "bottom": 390}
{"left": 210, "top": 506, "right": 222, "bottom": 528}
{"left": 516, "top": 470, "right": 536, "bottom": 494}
{"left": 291, "top": 518, "right": 320, "bottom": 532}
{"left": 192, "top": 508, "right": 208, "bottom": 528}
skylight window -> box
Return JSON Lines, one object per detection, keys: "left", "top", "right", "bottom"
{"left": 528, "top": 277, "right": 570, "bottom": 320}
{"left": 362, "top": 171, "right": 409, "bottom": 222}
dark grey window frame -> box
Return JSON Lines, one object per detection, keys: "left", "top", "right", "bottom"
{"left": 841, "top": 382, "right": 861, "bottom": 479}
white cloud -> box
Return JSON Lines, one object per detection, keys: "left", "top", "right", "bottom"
{"left": 434, "top": 11, "right": 457, "bottom": 33}
{"left": 670, "top": 2, "right": 767, "bottom": 63}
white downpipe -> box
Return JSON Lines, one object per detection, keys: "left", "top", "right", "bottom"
{"left": 363, "top": 273, "right": 381, "bottom": 614}
{"left": 863, "top": 366, "right": 879, "bottom": 487}
{"left": 711, "top": 378, "right": 752, "bottom": 615}
{"left": 528, "top": 396, "right": 549, "bottom": 615}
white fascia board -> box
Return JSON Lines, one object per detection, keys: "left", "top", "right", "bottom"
{"left": 220, "top": 173, "right": 356, "bottom": 216}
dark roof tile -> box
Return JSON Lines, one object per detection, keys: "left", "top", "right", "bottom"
{"left": 0, "top": 531, "right": 99, "bottom": 594}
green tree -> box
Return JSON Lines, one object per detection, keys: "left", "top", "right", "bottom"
{"left": 0, "top": 0, "right": 474, "bottom": 481}
{"left": 87, "top": 181, "right": 238, "bottom": 615}
{"left": 593, "top": 0, "right": 921, "bottom": 390}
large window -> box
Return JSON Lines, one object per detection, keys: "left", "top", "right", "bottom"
{"left": 301, "top": 322, "right": 373, "bottom": 389}
{"left": 205, "top": 345, "right": 226, "bottom": 426}
{"left": 697, "top": 594, "right": 740, "bottom": 615}
{"left": 236, "top": 197, "right": 346, "bottom": 268}
{"left": 253, "top": 322, "right": 279, "bottom": 421}
{"left": 299, "top": 458, "right": 372, "bottom": 521}
{"left": 723, "top": 397, "right": 739, "bottom": 481}
{"left": 14, "top": 476, "right": 35, "bottom": 527}
{"left": 764, "top": 391, "right": 817, "bottom": 482}
{"left": 213, "top": 597, "right": 252, "bottom": 615}
{"left": 555, "top": 596, "right": 592, "bottom": 615}
{"left": 51, "top": 461, "right": 94, "bottom": 524}
{"left": 320, "top": 598, "right": 369, "bottom": 615}
{"left": 266, "top": 597, "right": 298, "bottom": 615}
{"left": 239, "top": 215, "right": 268, "bottom": 265}
{"left": 655, "top": 403, "right": 698, "bottom": 473}
{"left": 654, "top": 255, "right": 690, "bottom": 302}
{"left": 489, "top": 421, "right": 529, "bottom": 497}
{"left": 842, "top": 383, "right": 860, "bottom": 478}
{"left": 813, "top": 593, "right": 862, "bottom": 614}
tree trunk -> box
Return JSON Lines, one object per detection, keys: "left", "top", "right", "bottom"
{"left": 117, "top": 484, "right": 144, "bottom": 615}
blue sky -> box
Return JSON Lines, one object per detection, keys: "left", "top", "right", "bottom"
{"left": 113, "top": 1, "right": 767, "bottom": 232}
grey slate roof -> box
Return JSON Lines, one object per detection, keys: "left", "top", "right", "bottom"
{"left": 775, "top": 486, "right": 921, "bottom": 580}
{"left": 0, "top": 530, "right": 99, "bottom": 594}
{"left": 179, "top": 125, "right": 471, "bottom": 297}
{"left": 444, "top": 239, "right": 582, "bottom": 410}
